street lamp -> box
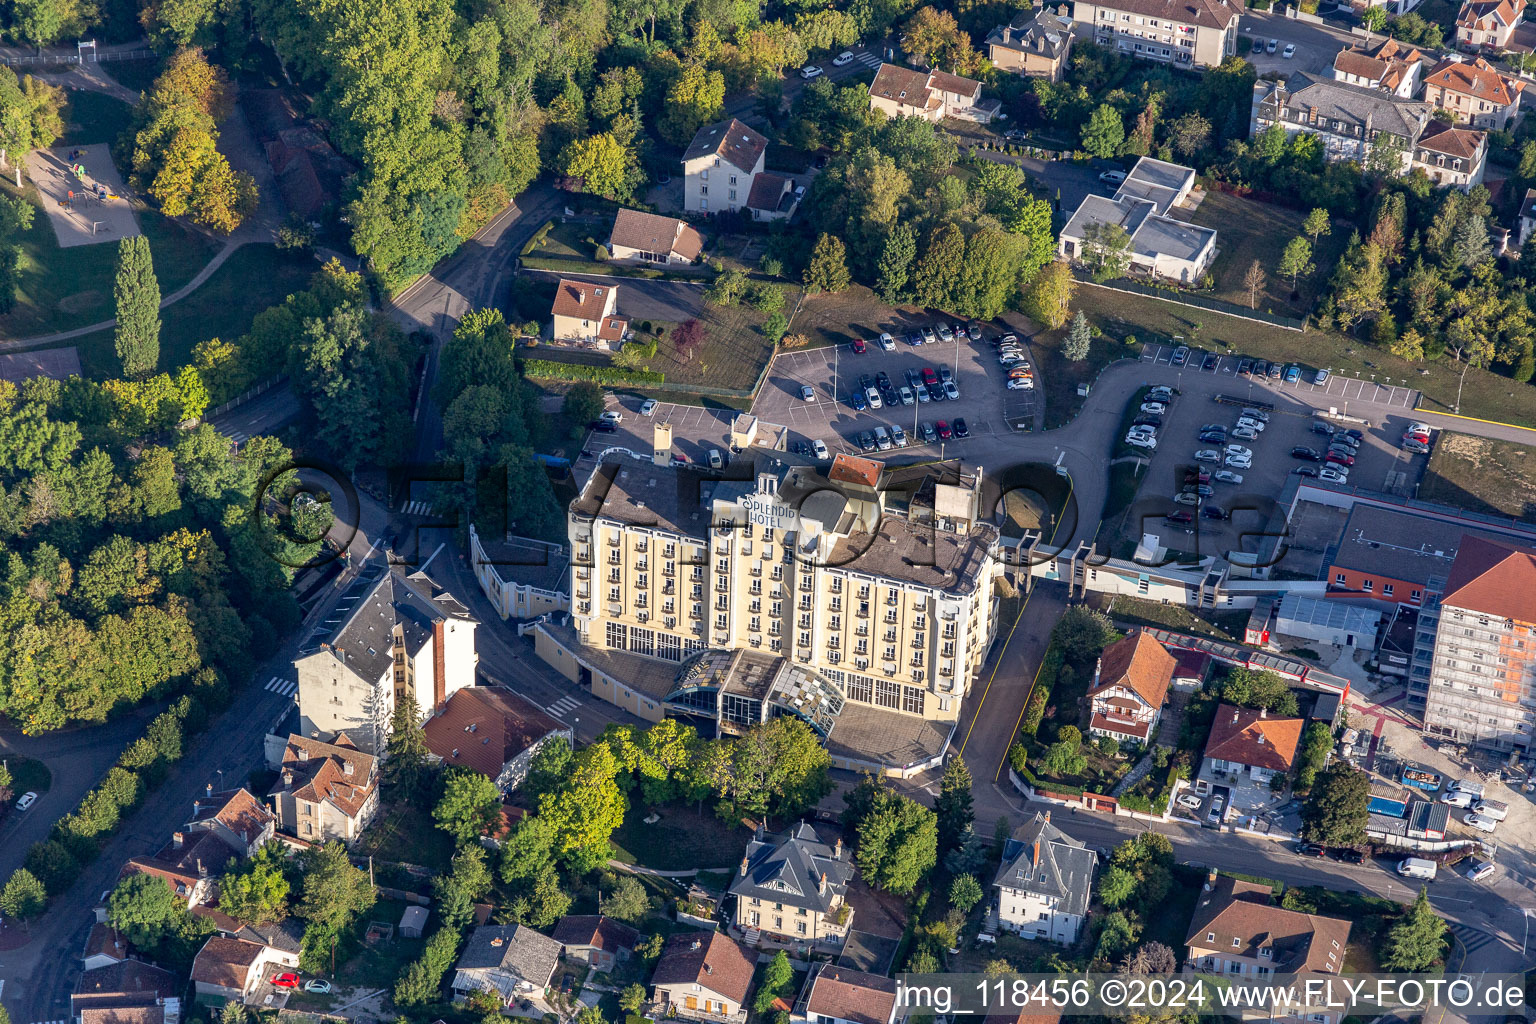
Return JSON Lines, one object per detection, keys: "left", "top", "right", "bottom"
{"left": 1523, "top": 908, "right": 1531, "bottom": 956}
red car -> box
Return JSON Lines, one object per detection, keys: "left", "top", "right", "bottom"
{"left": 1165, "top": 510, "right": 1194, "bottom": 524}
{"left": 1325, "top": 451, "right": 1354, "bottom": 466}
{"left": 936, "top": 420, "right": 953, "bottom": 439}
{"left": 850, "top": 337, "right": 867, "bottom": 354}
{"left": 921, "top": 367, "right": 938, "bottom": 385}
{"left": 273, "top": 973, "right": 300, "bottom": 989}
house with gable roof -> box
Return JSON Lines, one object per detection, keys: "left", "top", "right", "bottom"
{"left": 683, "top": 118, "right": 769, "bottom": 216}
{"left": 1422, "top": 57, "right": 1523, "bottom": 129}
{"left": 422, "top": 686, "right": 571, "bottom": 793}
{"left": 1456, "top": 0, "right": 1525, "bottom": 50}
{"left": 793, "top": 963, "right": 898, "bottom": 1024}
{"left": 608, "top": 209, "right": 705, "bottom": 264}
{"left": 1331, "top": 38, "right": 1428, "bottom": 98}
{"left": 987, "top": 7, "right": 1077, "bottom": 81}
{"left": 1412, "top": 120, "right": 1487, "bottom": 189}
{"left": 1086, "top": 629, "right": 1177, "bottom": 744}
{"left": 450, "top": 924, "right": 562, "bottom": 1009}
{"left": 992, "top": 811, "right": 1096, "bottom": 944}
{"left": 551, "top": 278, "right": 629, "bottom": 349}
{"left": 867, "top": 64, "right": 994, "bottom": 122}
{"left": 73, "top": 960, "right": 180, "bottom": 1024}
{"left": 550, "top": 915, "right": 639, "bottom": 973}
{"left": 185, "top": 787, "right": 275, "bottom": 858}
{"left": 729, "top": 822, "right": 854, "bottom": 949}
{"left": 650, "top": 931, "right": 757, "bottom": 1023}
{"left": 1202, "top": 704, "right": 1304, "bottom": 785}
{"left": 265, "top": 733, "right": 380, "bottom": 842}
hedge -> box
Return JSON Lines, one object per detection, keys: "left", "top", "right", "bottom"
{"left": 522, "top": 360, "right": 665, "bottom": 386}
{"left": 519, "top": 220, "right": 554, "bottom": 256}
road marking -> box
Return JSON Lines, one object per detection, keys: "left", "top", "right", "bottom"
{"left": 419, "top": 541, "right": 446, "bottom": 571}
{"left": 544, "top": 696, "right": 581, "bottom": 717}
{"left": 264, "top": 676, "right": 297, "bottom": 696}
{"left": 403, "top": 500, "right": 434, "bottom": 515}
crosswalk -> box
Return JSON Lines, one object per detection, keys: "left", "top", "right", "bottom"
{"left": 1448, "top": 922, "right": 1497, "bottom": 960}
{"left": 263, "top": 676, "right": 297, "bottom": 697}
{"left": 853, "top": 52, "right": 881, "bottom": 68}
{"left": 544, "top": 695, "right": 581, "bottom": 719}
{"left": 402, "top": 500, "right": 434, "bottom": 516}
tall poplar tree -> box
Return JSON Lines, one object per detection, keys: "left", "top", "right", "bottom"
{"left": 114, "top": 236, "right": 161, "bottom": 380}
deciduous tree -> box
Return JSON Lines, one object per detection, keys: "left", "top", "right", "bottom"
{"left": 1081, "top": 105, "right": 1125, "bottom": 160}
{"left": 804, "top": 233, "right": 851, "bottom": 293}
{"left": 1021, "top": 261, "right": 1074, "bottom": 330}
{"left": 1300, "top": 763, "right": 1370, "bottom": 847}
{"left": 434, "top": 767, "right": 503, "bottom": 843}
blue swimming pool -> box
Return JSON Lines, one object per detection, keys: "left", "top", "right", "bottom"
{"left": 1369, "top": 796, "right": 1407, "bottom": 817}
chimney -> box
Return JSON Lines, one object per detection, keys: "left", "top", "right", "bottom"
{"left": 192, "top": 801, "right": 200, "bottom": 815}
{"left": 740, "top": 854, "right": 749, "bottom": 876}
{"left": 819, "top": 872, "right": 828, "bottom": 896}
{"left": 704, "top": 963, "right": 713, "bottom": 976}
{"left": 833, "top": 836, "right": 843, "bottom": 860}
{"left": 172, "top": 831, "right": 185, "bottom": 849}
{"left": 281, "top": 769, "right": 294, "bottom": 786}
{"left": 196, "top": 858, "right": 205, "bottom": 876}
{"left": 1205, "top": 869, "right": 1217, "bottom": 891}
{"left": 433, "top": 620, "right": 447, "bottom": 712}
{"left": 1043, "top": 810, "right": 1051, "bottom": 824}
{"left": 205, "top": 782, "right": 213, "bottom": 797}
{"left": 1259, "top": 707, "right": 1267, "bottom": 719}
{"left": 343, "top": 760, "right": 355, "bottom": 775}
{"left": 297, "top": 747, "right": 310, "bottom": 761}
{"left": 1231, "top": 710, "right": 1239, "bottom": 724}
{"left": 1032, "top": 838, "right": 1041, "bottom": 867}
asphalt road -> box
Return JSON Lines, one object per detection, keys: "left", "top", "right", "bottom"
{"left": 1238, "top": 10, "right": 1358, "bottom": 76}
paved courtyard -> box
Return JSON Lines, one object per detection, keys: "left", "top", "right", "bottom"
{"left": 25, "top": 144, "right": 140, "bottom": 248}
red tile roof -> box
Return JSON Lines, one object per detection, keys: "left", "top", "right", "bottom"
{"left": 276, "top": 735, "right": 377, "bottom": 820}
{"left": 870, "top": 64, "right": 942, "bottom": 113}
{"left": 1441, "top": 534, "right": 1536, "bottom": 624}
{"left": 424, "top": 686, "right": 567, "bottom": 781}
{"left": 746, "top": 172, "right": 792, "bottom": 212}
{"left": 1417, "top": 120, "right": 1486, "bottom": 160}
{"left": 596, "top": 315, "right": 629, "bottom": 343}
{"left": 190, "top": 936, "right": 263, "bottom": 989}
{"left": 652, "top": 931, "right": 756, "bottom": 1004}
{"left": 550, "top": 915, "right": 640, "bottom": 954}
{"left": 829, "top": 454, "right": 882, "bottom": 488}
{"left": 683, "top": 118, "right": 767, "bottom": 174}
{"left": 191, "top": 788, "right": 274, "bottom": 845}
{"left": 805, "top": 965, "right": 898, "bottom": 1024}
{"left": 1090, "top": 713, "right": 1150, "bottom": 740}
{"left": 83, "top": 923, "right": 129, "bottom": 962}
{"left": 79, "top": 1007, "right": 165, "bottom": 1024}
{"left": 1186, "top": 874, "right": 1352, "bottom": 974}
{"left": 551, "top": 279, "right": 616, "bottom": 321}
{"left": 1089, "top": 630, "right": 1177, "bottom": 710}
{"left": 1458, "top": 0, "right": 1524, "bottom": 30}
{"left": 1425, "top": 57, "right": 1520, "bottom": 105}
{"left": 1204, "top": 704, "right": 1303, "bottom": 772}
{"left": 928, "top": 70, "right": 982, "bottom": 99}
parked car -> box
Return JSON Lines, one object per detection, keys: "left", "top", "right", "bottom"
{"left": 1133, "top": 414, "right": 1163, "bottom": 428}
{"left": 916, "top": 383, "right": 932, "bottom": 402}
{"left": 1171, "top": 345, "right": 1190, "bottom": 366}
{"left": 1199, "top": 431, "right": 1228, "bottom": 444}
{"left": 1292, "top": 466, "right": 1320, "bottom": 477}
{"left": 1224, "top": 444, "right": 1252, "bottom": 459}
{"left": 1165, "top": 510, "right": 1194, "bottom": 524}
{"left": 1267, "top": 361, "right": 1283, "bottom": 379}
{"left": 1313, "top": 368, "right": 1330, "bottom": 385}
{"left": 639, "top": 399, "right": 658, "bottom": 416}
{"left": 1295, "top": 842, "right": 1326, "bottom": 857}
{"left": 589, "top": 419, "right": 617, "bottom": 433}
{"left": 15, "top": 791, "right": 36, "bottom": 811}
{"left": 811, "top": 439, "right": 829, "bottom": 460}
{"left": 953, "top": 417, "right": 970, "bottom": 438}
{"left": 878, "top": 332, "right": 895, "bottom": 350}
{"left": 274, "top": 974, "right": 301, "bottom": 990}
{"left": 1099, "top": 169, "right": 1128, "bottom": 185}
{"left": 967, "top": 321, "right": 983, "bottom": 340}
{"left": 1312, "top": 420, "right": 1334, "bottom": 435}
{"left": 1183, "top": 468, "right": 1209, "bottom": 484}
{"left": 1202, "top": 505, "right": 1228, "bottom": 520}
{"left": 1231, "top": 426, "right": 1259, "bottom": 441}
{"left": 1334, "top": 848, "right": 1366, "bottom": 864}
{"left": 851, "top": 337, "right": 867, "bottom": 354}
{"left": 937, "top": 323, "right": 954, "bottom": 343}
{"left": 1178, "top": 792, "right": 1204, "bottom": 809}
{"left": 1174, "top": 491, "right": 1202, "bottom": 505}
{"left": 1237, "top": 358, "right": 1253, "bottom": 375}
{"left": 1186, "top": 483, "right": 1214, "bottom": 497}
{"left": 999, "top": 353, "right": 1024, "bottom": 366}
{"left": 922, "top": 325, "right": 938, "bottom": 343}
{"left": 1236, "top": 416, "right": 1266, "bottom": 432}
{"left": 920, "top": 421, "right": 937, "bottom": 443}
{"left": 1213, "top": 470, "right": 1244, "bottom": 484}
{"left": 873, "top": 426, "right": 892, "bottom": 451}
{"left": 1266, "top": 37, "right": 1278, "bottom": 52}
{"left": 936, "top": 420, "right": 953, "bottom": 439}
{"left": 1402, "top": 436, "right": 1430, "bottom": 453}
{"left": 943, "top": 380, "right": 960, "bottom": 400}
{"left": 1325, "top": 451, "right": 1355, "bottom": 467}
{"left": 1291, "top": 446, "right": 1321, "bottom": 461}
{"left": 1201, "top": 352, "right": 1219, "bottom": 371}
{"left": 800, "top": 384, "right": 815, "bottom": 401}
{"left": 1253, "top": 360, "right": 1269, "bottom": 377}
{"left": 1283, "top": 43, "right": 1296, "bottom": 58}
{"left": 832, "top": 50, "right": 855, "bottom": 65}
{"left": 1007, "top": 377, "right": 1034, "bottom": 390}
{"left": 708, "top": 448, "right": 724, "bottom": 469}
{"left": 850, "top": 390, "right": 867, "bottom": 412}
{"left": 1140, "top": 401, "right": 1167, "bottom": 414}
{"left": 906, "top": 331, "right": 924, "bottom": 347}
{"left": 890, "top": 424, "right": 908, "bottom": 447}
{"left": 800, "top": 64, "right": 823, "bottom": 78}
{"left": 1193, "top": 449, "right": 1221, "bottom": 463}
{"left": 304, "top": 980, "right": 332, "bottom": 994}
{"left": 1125, "top": 433, "right": 1157, "bottom": 450}
{"left": 856, "top": 432, "right": 876, "bottom": 452}
{"left": 1251, "top": 36, "right": 1265, "bottom": 52}
{"left": 1225, "top": 454, "right": 1253, "bottom": 469}
{"left": 599, "top": 409, "right": 623, "bottom": 425}
{"left": 1319, "top": 467, "right": 1349, "bottom": 483}
{"left": 1284, "top": 364, "right": 1302, "bottom": 383}
{"left": 1208, "top": 795, "right": 1225, "bottom": 822}
{"left": 1465, "top": 812, "right": 1498, "bottom": 833}
{"left": 1465, "top": 860, "right": 1495, "bottom": 882}
{"left": 899, "top": 386, "right": 915, "bottom": 406}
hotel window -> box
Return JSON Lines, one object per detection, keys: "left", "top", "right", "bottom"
{"left": 847, "top": 675, "right": 873, "bottom": 704}
{"left": 716, "top": 614, "right": 728, "bottom": 630}
{"left": 902, "top": 686, "right": 925, "bottom": 715}
{"left": 605, "top": 622, "right": 626, "bottom": 649}
{"left": 630, "top": 627, "right": 655, "bottom": 656}
{"left": 875, "top": 679, "right": 901, "bottom": 709}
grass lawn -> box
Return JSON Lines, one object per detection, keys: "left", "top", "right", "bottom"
{"left": 1102, "top": 594, "right": 1248, "bottom": 641}
{"left": 1189, "top": 191, "right": 1348, "bottom": 318}
{"left": 1030, "top": 320, "right": 1141, "bottom": 429}
{"left": 1283, "top": 886, "right": 1403, "bottom": 973}
{"left": 1070, "top": 283, "right": 1536, "bottom": 428}
{"left": 609, "top": 805, "right": 754, "bottom": 871}
{"left": 788, "top": 282, "right": 902, "bottom": 351}
{"left": 0, "top": 177, "right": 221, "bottom": 342}
{"left": 352, "top": 800, "right": 457, "bottom": 873}
{"left": 56, "top": 90, "right": 134, "bottom": 149}
{"left": 69, "top": 244, "right": 316, "bottom": 376}
{"left": 1019, "top": 733, "right": 1130, "bottom": 794}
{"left": 1417, "top": 431, "right": 1536, "bottom": 520}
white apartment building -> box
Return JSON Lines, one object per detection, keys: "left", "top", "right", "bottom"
{"left": 536, "top": 451, "right": 1002, "bottom": 773}
{"left": 1423, "top": 535, "right": 1536, "bottom": 752}
{"left": 1073, "top": 0, "right": 1240, "bottom": 68}
{"left": 682, "top": 118, "right": 767, "bottom": 216}
{"left": 295, "top": 566, "right": 478, "bottom": 754}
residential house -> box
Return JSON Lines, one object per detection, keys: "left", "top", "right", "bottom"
{"left": 1186, "top": 872, "right": 1351, "bottom": 1021}
{"left": 729, "top": 823, "right": 854, "bottom": 949}
{"left": 266, "top": 733, "right": 380, "bottom": 843}
{"left": 608, "top": 209, "right": 705, "bottom": 265}
{"left": 550, "top": 915, "right": 640, "bottom": 973}
{"left": 121, "top": 828, "right": 236, "bottom": 909}
{"left": 1411, "top": 120, "right": 1488, "bottom": 188}
{"left": 1456, "top": 0, "right": 1525, "bottom": 49}
{"left": 744, "top": 173, "right": 799, "bottom": 221}
{"left": 73, "top": 961, "right": 180, "bottom": 1024}
{"left": 1252, "top": 73, "right": 1431, "bottom": 172}
{"left": 1422, "top": 57, "right": 1524, "bottom": 129}
{"left": 793, "top": 963, "right": 898, "bottom": 1024}
{"left": 185, "top": 787, "right": 275, "bottom": 858}
{"left": 294, "top": 565, "right": 478, "bottom": 754}
{"left": 1330, "top": 38, "right": 1427, "bottom": 97}
{"left": 868, "top": 64, "right": 994, "bottom": 122}
{"left": 82, "top": 924, "right": 130, "bottom": 971}
{"left": 1086, "top": 629, "right": 1177, "bottom": 743}
{"left": 1059, "top": 157, "right": 1217, "bottom": 283}
{"left": 992, "top": 811, "right": 1096, "bottom": 945}
{"left": 683, "top": 118, "right": 767, "bottom": 216}
{"left": 190, "top": 936, "right": 289, "bottom": 1004}
{"left": 1203, "top": 704, "right": 1304, "bottom": 785}
{"left": 550, "top": 278, "right": 629, "bottom": 349}
{"left": 190, "top": 907, "right": 305, "bottom": 965}
{"left": 1518, "top": 188, "right": 1536, "bottom": 248}
{"left": 650, "top": 931, "right": 757, "bottom": 1023}
{"left": 1073, "top": 0, "right": 1241, "bottom": 68}
{"left": 422, "top": 686, "right": 571, "bottom": 793}
{"left": 987, "top": 7, "right": 1077, "bottom": 80}
{"left": 450, "top": 925, "right": 562, "bottom": 1008}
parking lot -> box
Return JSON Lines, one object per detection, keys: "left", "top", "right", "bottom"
{"left": 1120, "top": 352, "right": 1433, "bottom": 562}
{"left": 751, "top": 322, "right": 1039, "bottom": 458}
{"left": 1140, "top": 342, "right": 1420, "bottom": 412}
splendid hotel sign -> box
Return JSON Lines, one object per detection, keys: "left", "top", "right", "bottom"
{"left": 740, "top": 492, "right": 798, "bottom": 531}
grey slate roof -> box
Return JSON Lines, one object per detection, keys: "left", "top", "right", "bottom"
{"left": 1267, "top": 73, "right": 1430, "bottom": 140}
{"left": 454, "top": 925, "right": 561, "bottom": 994}
{"left": 299, "top": 566, "right": 475, "bottom": 685}
{"left": 986, "top": 8, "right": 1074, "bottom": 59}
{"left": 728, "top": 822, "right": 853, "bottom": 914}
{"left": 992, "top": 812, "right": 1096, "bottom": 918}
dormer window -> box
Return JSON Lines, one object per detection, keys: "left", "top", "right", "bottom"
{"left": 1259, "top": 948, "right": 1272, "bottom": 959}
{"left": 1207, "top": 932, "right": 1215, "bottom": 942}
{"left": 1232, "top": 937, "right": 1241, "bottom": 948}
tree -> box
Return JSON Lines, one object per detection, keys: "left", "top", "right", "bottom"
{"left": 0, "top": 868, "right": 46, "bottom": 922}
{"left": 218, "top": 844, "right": 290, "bottom": 925}
{"left": 7, "top": 0, "right": 74, "bottom": 49}
{"left": 561, "top": 133, "right": 638, "bottom": 202}
{"left": 1064, "top": 312, "right": 1092, "bottom": 362}
{"left": 1296, "top": 722, "right": 1332, "bottom": 791}
{"left": 1279, "top": 236, "right": 1314, "bottom": 289}
{"left": 1243, "top": 260, "right": 1267, "bottom": 309}
{"left": 563, "top": 382, "right": 605, "bottom": 432}
{"left": 1056, "top": 605, "right": 1115, "bottom": 665}
{"left": 876, "top": 223, "right": 917, "bottom": 302}
{"left": 1080, "top": 222, "right": 1132, "bottom": 282}
{"left": 1082, "top": 105, "right": 1125, "bottom": 160}
{"left": 659, "top": 60, "right": 726, "bottom": 146}
{"left": 296, "top": 841, "right": 375, "bottom": 933}
{"left": 899, "top": 7, "right": 985, "bottom": 75}
{"left": 434, "top": 767, "right": 503, "bottom": 843}
{"left": 620, "top": 983, "right": 647, "bottom": 1014}
{"left": 0, "top": 68, "right": 65, "bottom": 169}
{"left": 1221, "top": 668, "right": 1298, "bottom": 716}
{"left": 672, "top": 318, "right": 707, "bottom": 361}
{"left": 1361, "top": 5, "right": 1388, "bottom": 32}
{"left": 114, "top": 236, "right": 161, "bottom": 380}
{"left": 804, "top": 233, "right": 851, "bottom": 293}
{"left": 1041, "top": 730, "right": 1087, "bottom": 777}
{"left": 1021, "top": 261, "right": 1074, "bottom": 330}
{"left": 434, "top": 845, "right": 493, "bottom": 929}
{"left": 1169, "top": 113, "right": 1212, "bottom": 160}
{"left": 754, "top": 951, "right": 793, "bottom": 1013}
{"left": 600, "top": 874, "right": 651, "bottom": 924}
{"left": 949, "top": 873, "right": 983, "bottom": 913}
{"left": 1451, "top": 215, "right": 1491, "bottom": 270}
{"left": 1302, "top": 208, "right": 1332, "bottom": 246}
{"left": 854, "top": 785, "right": 937, "bottom": 895}
{"left": 1383, "top": 888, "right": 1447, "bottom": 971}
{"left": 1300, "top": 763, "right": 1370, "bottom": 846}
{"left": 537, "top": 741, "right": 628, "bottom": 872}
{"left": 383, "top": 693, "right": 430, "bottom": 797}
{"left": 108, "top": 872, "right": 183, "bottom": 946}
{"left": 934, "top": 755, "right": 973, "bottom": 853}
{"left": 1099, "top": 865, "right": 1137, "bottom": 908}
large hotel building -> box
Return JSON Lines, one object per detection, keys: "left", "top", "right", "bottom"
{"left": 533, "top": 450, "right": 1004, "bottom": 775}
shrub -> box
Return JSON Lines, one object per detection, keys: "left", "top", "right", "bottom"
{"left": 522, "top": 361, "right": 665, "bottom": 386}
{"left": 592, "top": 243, "right": 610, "bottom": 261}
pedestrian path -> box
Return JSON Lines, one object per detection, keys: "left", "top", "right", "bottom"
{"left": 853, "top": 52, "right": 881, "bottom": 68}
{"left": 1449, "top": 921, "right": 1498, "bottom": 960}
{"left": 544, "top": 695, "right": 581, "bottom": 718}
{"left": 402, "top": 500, "right": 435, "bottom": 516}
{"left": 263, "top": 675, "right": 297, "bottom": 697}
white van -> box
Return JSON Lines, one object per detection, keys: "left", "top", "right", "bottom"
{"left": 707, "top": 449, "right": 724, "bottom": 470}
{"left": 1440, "top": 790, "right": 1474, "bottom": 808}
{"left": 1472, "top": 799, "right": 1508, "bottom": 822}
{"left": 1465, "top": 813, "right": 1499, "bottom": 833}
{"left": 1447, "top": 779, "right": 1485, "bottom": 799}
{"left": 1397, "top": 857, "right": 1437, "bottom": 880}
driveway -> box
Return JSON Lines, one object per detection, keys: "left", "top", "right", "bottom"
{"left": 1239, "top": 10, "right": 1357, "bottom": 75}
{"left": 968, "top": 149, "right": 1107, "bottom": 214}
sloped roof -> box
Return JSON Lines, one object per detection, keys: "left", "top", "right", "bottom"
{"left": 1090, "top": 0, "right": 1240, "bottom": 30}
{"left": 929, "top": 69, "right": 981, "bottom": 99}
{"left": 1186, "top": 874, "right": 1352, "bottom": 974}
{"left": 298, "top": 566, "right": 472, "bottom": 686}
{"left": 870, "top": 63, "right": 939, "bottom": 112}
{"left": 1441, "top": 534, "right": 1536, "bottom": 623}
{"left": 190, "top": 788, "right": 274, "bottom": 845}
{"left": 746, "top": 172, "right": 792, "bottom": 212}
{"left": 1268, "top": 73, "right": 1431, "bottom": 139}
{"left": 987, "top": 8, "right": 1075, "bottom": 59}
{"left": 1425, "top": 57, "right": 1519, "bottom": 105}
{"left": 1416, "top": 120, "right": 1486, "bottom": 160}
{"left": 992, "top": 811, "right": 1096, "bottom": 918}
{"left": 1089, "top": 630, "right": 1177, "bottom": 710}
{"left": 804, "top": 964, "right": 898, "bottom": 1024}
{"left": 274, "top": 734, "right": 377, "bottom": 820}
{"left": 423, "top": 686, "right": 566, "bottom": 781}
{"left": 552, "top": 279, "right": 616, "bottom": 321}
{"left": 73, "top": 960, "right": 178, "bottom": 1012}
{"left": 83, "top": 923, "right": 129, "bottom": 963}
{"left": 652, "top": 931, "right": 756, "bottom": 1004}
{"left": 1204, "top": 704, "right": 1303, "bottom": 772}
{"left": 455, "top": 925, "right": 561, "bottom": 988}
{"left": 190, "top": 936, "right": 263, "bottom": 988}
{"left": 1334, "top": 48, "right": 1390, "bottom": 81}
{"left": 79, "top": 1007, "right": 164, "bottom": 1024}
{"left": 1458, "top": 0, "right": 1523, "bottom": 30}
{"left": 550, "top": 914, "right": 640, "bottom": 953}
{"left": 828, "top": 454, "right": 882, "bottom": 489}
{"left": 683, "top": 118, "right": 767, "bottom": 173}
{"left": 728, "top": 822, "right": 853, "bottom": 914}
{"left": 609, "top": 209, "right": 704, "bottom": 260}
